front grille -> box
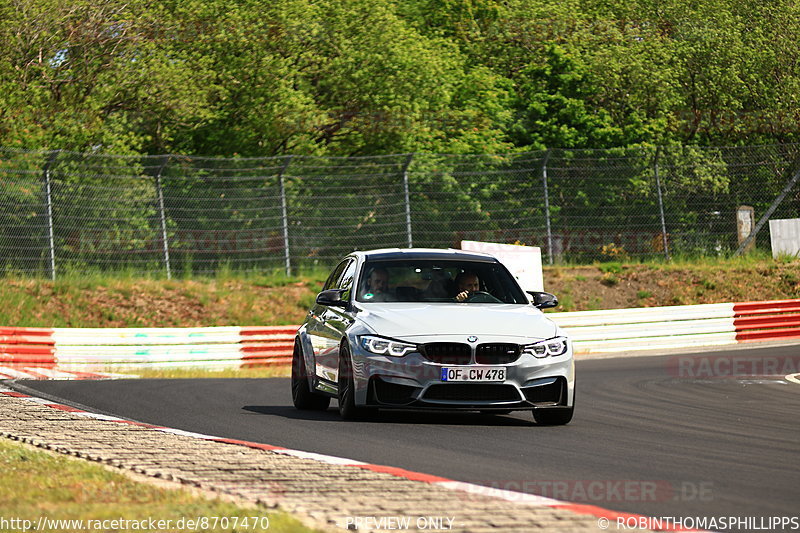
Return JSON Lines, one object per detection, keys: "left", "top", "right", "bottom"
{"left": 522, "top": 378, "right": 565, "bottom": 405}
{"left": 421, "top": 343, "right": 471, "bottom": 364}
{"left": 371, "top": 378, "right": 419, "bottom": 405}
{"left": 476, "top": 343, "right": 521, "bottom": 364}
{"left": 423, "top": 384, "right": 521, "bottom": 402}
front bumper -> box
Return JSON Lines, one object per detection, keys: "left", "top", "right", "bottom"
{"left": 349, "top": 336, "right": 575, "bottom": 411}
{"left": 368, "top": 375, "right": 569, "bottom": 411}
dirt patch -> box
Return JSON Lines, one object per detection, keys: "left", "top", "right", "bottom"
{"left": 3, "top": 279, "right": 319, "bottom": 327}
{"left": 543, "top": 262, "right": 800, "bottom": 311}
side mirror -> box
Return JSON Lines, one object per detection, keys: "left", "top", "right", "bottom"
{"left": 316, "top": 289, "right": 348, "bottom": 307}
{"left": 527, "top": 291, "right": 558, "bottom": 309}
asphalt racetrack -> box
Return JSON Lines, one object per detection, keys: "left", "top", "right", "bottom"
{"left": 17, "top": 346, "right": 800, "bottom": 521}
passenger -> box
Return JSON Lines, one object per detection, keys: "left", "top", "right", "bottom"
{"left": 454, "top": 271, "right": 480, "bottom": 302}
{"left": 362, "top": 268, "right": 395, "bottom": 302}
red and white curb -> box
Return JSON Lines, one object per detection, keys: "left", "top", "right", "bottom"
{"left": 0, "top": 386, "right": 702, "bottom": 532}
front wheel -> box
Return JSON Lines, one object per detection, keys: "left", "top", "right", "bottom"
{"left": 291, "top": 340, "right": 330, "bottom": 411}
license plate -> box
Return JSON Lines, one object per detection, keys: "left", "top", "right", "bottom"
{"left": 440, "top": 366, "right": 506, "bottom": 382}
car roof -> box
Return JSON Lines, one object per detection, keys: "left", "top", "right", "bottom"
{"left": 354, "top": 248, "right": 500, "bottom": 263}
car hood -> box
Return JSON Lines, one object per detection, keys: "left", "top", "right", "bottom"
{"left": 355, "top": 303, "right": 557, "bottom": 341}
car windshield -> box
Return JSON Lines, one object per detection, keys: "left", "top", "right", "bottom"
{"left": 356, "top": 259, "right": 528, "bottom": 304}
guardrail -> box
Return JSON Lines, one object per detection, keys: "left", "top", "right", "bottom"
{"left": 0, "top": 327, "right": 56, "bottom": 364}
{"left": 732, "top": 299, "right": 800, "bottom": 342}
{"left": 0, "top": 326, "right": 295, "bottom": 371}
{"left": 552, "top": 303, "right": 737, "bottom": 353}
{"left": 1, "top": 299, "right": 799, "bottom": 372}
{"left": 554, "top": 298, "right": 800, "bottom": 353}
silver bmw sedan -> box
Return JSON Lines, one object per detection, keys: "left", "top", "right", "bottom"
{"left": 292, "top": 248, "right": 574, "bottom": 425}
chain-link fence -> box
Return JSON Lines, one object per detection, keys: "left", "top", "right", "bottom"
{"left": 2, "top": 145, "right": 799, "bottom": 278}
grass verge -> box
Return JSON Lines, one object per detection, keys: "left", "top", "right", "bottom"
{"left": 0, "top": 438, "right": 316, "bottom": 533}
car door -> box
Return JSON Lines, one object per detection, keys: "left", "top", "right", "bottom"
{"left": 314, "top": 259, "right": 357, "bottom": 384}
{"left": 306, "top": 259, "right": 349, "bottom": 383}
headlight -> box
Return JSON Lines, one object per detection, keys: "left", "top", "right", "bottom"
{"left": 360, "top": 335, "right": 417, "bottom": 357}
{"left": 522, "top": 336, "right": 569, "bottom": 358}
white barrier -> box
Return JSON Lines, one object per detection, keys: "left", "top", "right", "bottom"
{"left": 54, "top": 344, "right": 247, "bottom": 364}
{"left": 2, "top": 300, "right": 799, "bottom": 374}
{"left": 0, "top": 326, "right": 296, "bottom": 371}
{"left": 550, "top": 303, "right": 734, "bottom": 326}
{"left": 549, "top": 303, "right": 739, "bottom": 353}
{"left": 52, "top": 327, "right": 242, "bottom": 346}
{"left": 51, "top": 327, "right": 246, "bottom": 364}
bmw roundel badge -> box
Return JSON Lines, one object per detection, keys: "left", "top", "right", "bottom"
{"left": 467, "top": 335, "right": 478, "bottom": 343}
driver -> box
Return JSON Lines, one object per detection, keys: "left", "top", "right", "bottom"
{"left": 454, "top": 271, "right": 480, "bottom": 302}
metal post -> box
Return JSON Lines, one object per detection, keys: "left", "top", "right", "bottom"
{"left": 401, "top": 153, "right": 415, "bottom": 248}
{"left": 654, "top": 146, "right": 670, "bottom": 260}
{"left": 735, "top": 163, "right": 800, "bottom": 256}
{"left": 277, "top": 156, "right": 293, "bottom": 276}
{"left": 154, "top": 156, "right": 172, "bottom": 279}
{"left": 541, "top": 149, "right": 553, "bottom": 265}
{"left": 43, "top": 150, "right": 59, "bottom": 280}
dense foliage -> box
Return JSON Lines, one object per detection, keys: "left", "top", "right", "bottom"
{"left": 2, "top": 0, "right": 798, "bottom": 156}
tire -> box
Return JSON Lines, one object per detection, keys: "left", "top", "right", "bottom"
{"left": 291, "top": 340, "right": 330, "bottom": 411}
{"left": 337, "top": 344, "right": 368, "bottom": 420}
